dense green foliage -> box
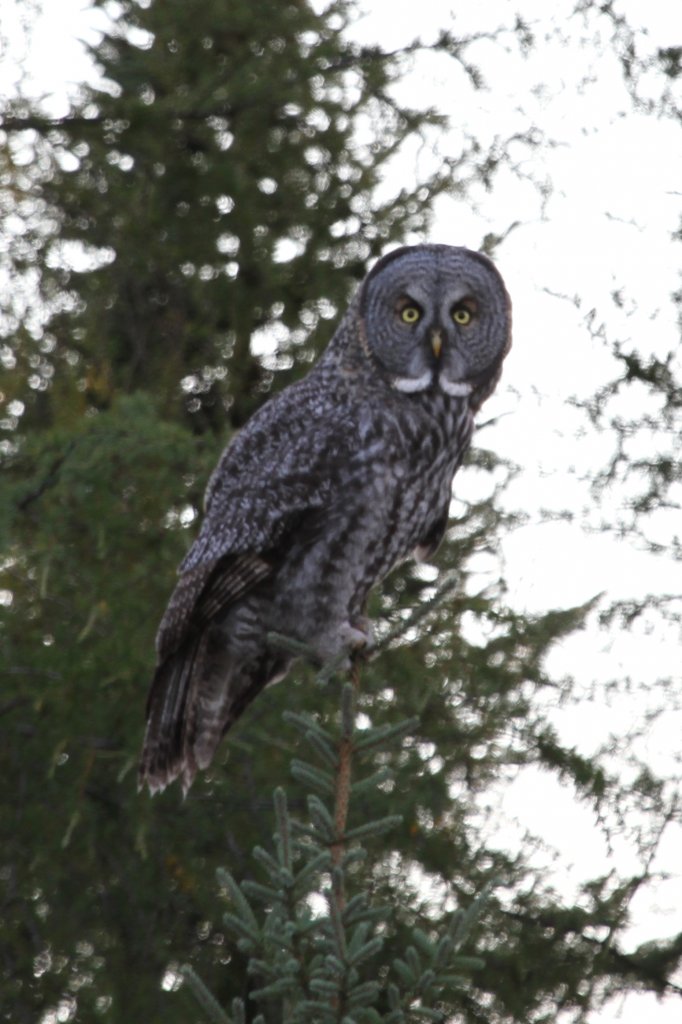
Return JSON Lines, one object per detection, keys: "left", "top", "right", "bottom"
{"left": 1, "top": 0, "right": 463, "bottom": 436}
{"left": 180, "top": 684, "right": 491, "bottom": 1024}
{"left": 1, "top": 2, "right": 681, "bottom": 1023}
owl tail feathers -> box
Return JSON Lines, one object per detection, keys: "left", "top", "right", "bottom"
{"left": 138, "top": 635, "right": 200, "bottom": 796}
{"left": 138, "top": 632, "right": 227, "bottom": 796}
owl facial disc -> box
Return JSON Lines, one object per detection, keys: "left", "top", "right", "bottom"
{"left": 359, "top": 243, "right": 510, "bottom": 405}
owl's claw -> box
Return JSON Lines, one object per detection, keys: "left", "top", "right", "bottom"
{"left": 339, "top": 618, "right": 374, "bottom": 653}
{"left": 315, "top": 619, "right": 374, "bottom": 683}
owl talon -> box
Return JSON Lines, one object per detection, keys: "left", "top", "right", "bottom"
{"left": 340, "top": 619, "right": 374, "bottom": 653}
{"left": 314, "top": 621, "right": 374, "bottom": 683}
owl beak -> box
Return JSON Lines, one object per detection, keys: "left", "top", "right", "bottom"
{"left": 431, "top": 330, "right": 443, "bottom": 359}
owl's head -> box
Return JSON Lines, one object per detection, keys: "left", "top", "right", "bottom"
{"left": 358, "top": 244, "right": 511, "bottom": 407}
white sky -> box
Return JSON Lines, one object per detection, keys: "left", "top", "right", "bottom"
{"left": 2, "top": 1, "right": 681, "bottom": 1021}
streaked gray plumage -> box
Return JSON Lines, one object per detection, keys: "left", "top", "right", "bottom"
{"left": 139, "top": 244, "right": 512, "bottom": 794}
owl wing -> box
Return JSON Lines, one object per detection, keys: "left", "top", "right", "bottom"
{"left": 142, "top": 381, "right": 359, "bottom": 791}
{"left": 155, "top": 379, "right": 353, "bottom": 661}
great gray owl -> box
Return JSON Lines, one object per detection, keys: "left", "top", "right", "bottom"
{"left": 139, "top": 244, "right": 511, "bottom": 794}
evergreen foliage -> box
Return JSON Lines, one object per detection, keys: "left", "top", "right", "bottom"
{"left": 180, "top": 674, "right": 490, "bottom": 1024}
{"left": 1, "top": 0, "right": 465, "bottom": 435}
{"left": 1, "top": 1, "right": 681, "bottom": 1022}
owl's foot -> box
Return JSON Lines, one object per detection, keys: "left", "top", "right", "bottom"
{"left": 315, "top": 619, "right": 374, "bottom": 683}
{"left": 339, "top": 617, "right": 374, "bottom": 654}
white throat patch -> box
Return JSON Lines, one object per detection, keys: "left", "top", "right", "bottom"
{"left": 440, "top": 378, "right": 473, "bottom": 397}
{"left": 391, "top": 371, "right": 432, "bottom": 393}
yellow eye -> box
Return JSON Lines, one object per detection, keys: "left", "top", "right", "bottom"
{"left": 400, "top": 306, "right": 421, "bottom": 324}
{"left": 452, "top": 307, "right": 472, "bottom": 326}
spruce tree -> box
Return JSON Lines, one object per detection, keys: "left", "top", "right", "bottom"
{"left": 2, "top": 0, "right": 461, "bottom": 435}
{"left": 1, "top": 2, "right": 681, "bottom": 1023}
{"left": 180, "top": 667, "right": 490, "bottom": 1024}
{"left": 1, "top": 2, "right": 522, "bottom": 1019}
